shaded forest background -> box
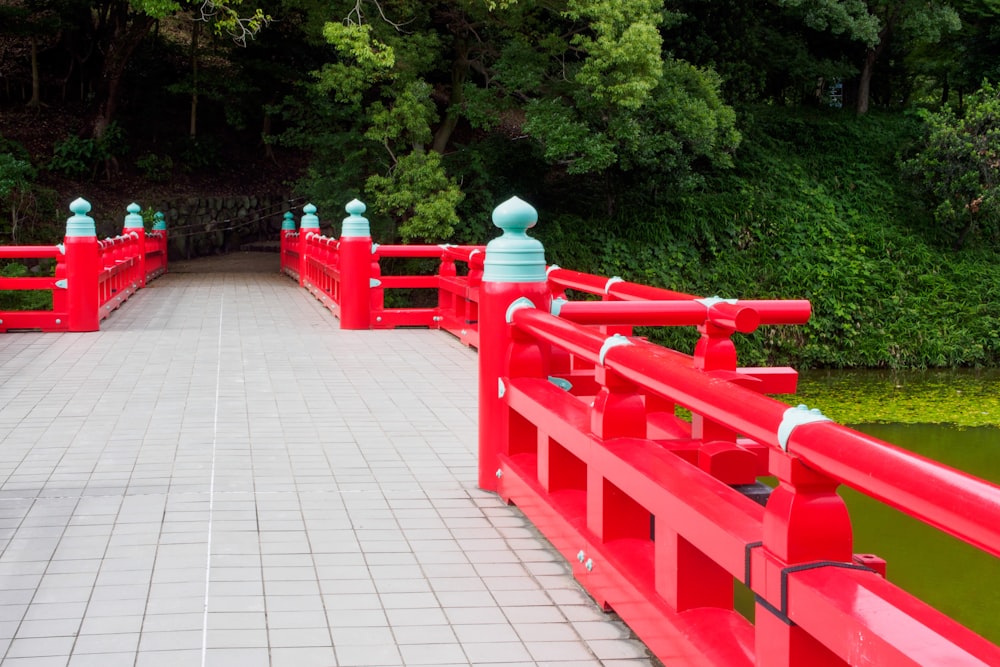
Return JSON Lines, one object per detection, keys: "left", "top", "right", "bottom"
{"left": 2, "top": 0, "right": 1000, "bottom": 369}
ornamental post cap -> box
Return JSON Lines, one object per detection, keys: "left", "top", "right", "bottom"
{"left": 66, "top": 197, "right": 96, "bottom": 237}
{"left": 153, "top": 211, "right": 167, "bottom": 230}
{"left": 492, "top": 196, "right": 537, "bottom": 233}
{"left": 281, "top": 211, "right": 296, "bottom": 230}
{"left": 483, "top": 196, "right": 546, "bottom": 283}
{"left": 124, "top": 202, "right": 144, "bottom": 229}
{"left": 301, "top": 203, "right": 320, "bottom": 229}
{"left": 342, "top": 198, "right": 370, "bottom": 238}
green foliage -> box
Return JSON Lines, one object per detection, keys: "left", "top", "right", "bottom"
{"left": 0, "top": 152, "right": 35, "bottom": 201}
{"left": 136, "top": 153, "right": 174, "bottom": 182}
{"left": 0, "top": 262, "right": 52, "bottom": 312}
{"left": 565, "top": 0, "right": 666, "bottom": 110}
{"left": 901, "top": 81, "right": 1000, "bottom": 248}
{"left": 48, "top": 123, "right": 127, "bottom": 178}
{"left": 539, "top": 105, "right": 1000, "bottom": 369}
{"left": 366, "top": 152, "right": 464, "bottom": 242}
{"left": 177, "top": 136, "right": 223, "bottom": 172}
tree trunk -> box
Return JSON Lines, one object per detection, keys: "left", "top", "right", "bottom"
{"left": 431, "top": 40, "right": 468, "bottom": 154}
{"left": 28, "top": 36, "right": 40, "bottom": 108}
{"left": 856, "top": 49, "right": 877, "bottom": 114}
{"left": 856, "top": 24, "right": 891, "bottom": 115}
{"left": 88, "top": 15, "right": 155, "bottom": 139}
{"left": 189, "top": 18, "right": 200, "bottom": 138}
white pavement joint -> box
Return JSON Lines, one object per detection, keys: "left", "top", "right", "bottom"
{"left": 201, "top": 289, "right": 224, "bottom": 667}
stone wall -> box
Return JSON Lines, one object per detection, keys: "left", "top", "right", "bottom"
{"left": 150, "top": 194, "right": 301, "bottom": 259}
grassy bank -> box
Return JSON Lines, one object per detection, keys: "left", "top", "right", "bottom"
{"left": 540, "top": 106, "right": 1000, "bottom": 369}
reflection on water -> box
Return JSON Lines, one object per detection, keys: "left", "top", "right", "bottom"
{"left": 843, "top": 423, "right": 1000, "bottom": 644}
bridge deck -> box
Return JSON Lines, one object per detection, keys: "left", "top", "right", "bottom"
{"left": 0, "top": 254, "right": 655, "bottom": 667}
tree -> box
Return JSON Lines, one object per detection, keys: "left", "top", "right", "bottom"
{"left": 292, "top": 0, "right": 741, "bottom": 240}
{"left": 38, "top": 0, "right": 271, "bottom": 140}
{"left": 778, "top": 0, "right": 960, "bottom": 113}
{"left": 902, "top": 81, "right": 1000, "bottom": 248}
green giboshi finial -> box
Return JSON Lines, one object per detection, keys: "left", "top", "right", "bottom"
{"left": 301, "top": 203, "right": 320, "bottom": 230}
{"left": 66, "top": 197, "right": 96, "bottom": 237}
{"left": 342, "top": 198, "right": 370, "bottom": 238}
{"left": 281, "top": 211, "right": 296, "bottom": 230}
{"left": 483, "top": 196, "right": 546, "bottom": 283}
{"left": 124, "top": 202, "right": 144, "bottom": 229}
{"left": 153, "top": 212, "right": 167, "bottom": 230}
{"left": 492, "top": 196, "right": 537, "bottom": 234}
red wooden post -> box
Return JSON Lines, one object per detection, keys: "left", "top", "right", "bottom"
{"left": 339, "top": 199, "right": 372, "bottom": 330}
{"left": 299, "top": 203, "right": 319, "bottom": 287}
{"left": 124, "top": 202, "right": 146, "bottom": 288}
{"left": 755, "top": 405, "right": 854, "bottom": 667}
{"left": 152, "top": 211, "right": 168, "bottom": 278}
{"left": 478, "top": 196, "right": 551, "bottom": 491}
{"left": 64, "top": 198, "right": 100, "bottom": 332}
{"left": 280, "top": 211, "right": 295, "bottom": 273}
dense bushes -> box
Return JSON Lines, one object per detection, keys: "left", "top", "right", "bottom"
{"left": 540, "top": 106, "right": 1000, "bottom": 369}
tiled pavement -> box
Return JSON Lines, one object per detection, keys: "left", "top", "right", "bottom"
{"left": 0, "top": 254, "right": 656, "bottom": 666}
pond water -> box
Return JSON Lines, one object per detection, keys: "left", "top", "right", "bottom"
{"left": 845, "top": 423, "right": 1000, "bottom": 644}
{"left": 789, "top": 370, "right": 1000, "bottom": 644}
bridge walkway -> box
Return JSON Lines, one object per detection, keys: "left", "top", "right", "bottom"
{"left": 0, "top": 254, "right": 655, "bottom": 667}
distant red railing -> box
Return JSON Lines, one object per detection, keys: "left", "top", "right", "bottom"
{"left": 280, "top": 196, "right": 1000, "bottom": 666}
{"left": 279, "top": 200, "right": 485, "bottom": 345}
{"left": 0, "top": 198, "right": 167, "bottom": 332}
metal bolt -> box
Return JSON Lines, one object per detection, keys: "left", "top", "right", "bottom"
{"left": 585, "top": 558, "right": 594, "bottom": 572}
{"left": 495, "top": 469, "right": 503, "bottom": 479}
{"left": 577, "top": 550, "right": 586, "bottom": 563}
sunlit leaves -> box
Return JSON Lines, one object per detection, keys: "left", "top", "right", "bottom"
{"left": 566, "top": 0, "right": 664, "bottom": 110}
{"left": 315, "top": 22, "right": 395, "bottom": 105}
{"left": 366, "top": 151, "right": 464, "bottom": 242}
{"left": 365, "top": 82, "right": 436, "bottom": 151}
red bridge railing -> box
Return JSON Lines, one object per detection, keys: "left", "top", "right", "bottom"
{"left": 280, "top": 196, "right": 1000, "bottom": 666}
{"left": 0, "top": 198, "right": 168, "bottom": 332}
{"left": 279, "top": 199, "right": 484, "bottom": 346}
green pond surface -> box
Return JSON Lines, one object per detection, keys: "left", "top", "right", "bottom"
{"left": 787, "top": 370, "right": 1000, "bottom": 645}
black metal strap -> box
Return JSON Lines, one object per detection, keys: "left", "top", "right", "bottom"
{"left": 744, "top": 541, "right": 763, "bottom": 588}
{"left": 754, "top": 560, "right": 877, "bottom": 626}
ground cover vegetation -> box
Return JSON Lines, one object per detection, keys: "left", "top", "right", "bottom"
{"left": 1, "top": 0, "right": 1000, "bottom": 368}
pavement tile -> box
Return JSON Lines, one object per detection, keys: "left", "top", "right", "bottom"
{"left": 0, "top": 263, "right": 655, "bottom": 667}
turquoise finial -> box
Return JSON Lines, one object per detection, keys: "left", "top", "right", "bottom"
{"left": 124, "top": 202, "right": 143, "bottom": 230}
{"left": 342, "top": 198, "right": 370, "bottom": 238}
{"left": 66, "top": 197, "right": 96, "bottom": 237}
{"left": 281, "top": 211, "right": 296, "bottom": 231}
{"left": 301, "top": 203, "right": 320, "bottom": 230}
{"left": 152, "top": 212, "right": 167, "bottom": 231}
{"left": 483, "top": 196, "right": 546, "bottom": 283}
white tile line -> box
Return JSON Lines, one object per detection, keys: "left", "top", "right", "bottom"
{"left": 200, "top": 288, "right": 224, "bottom": 667}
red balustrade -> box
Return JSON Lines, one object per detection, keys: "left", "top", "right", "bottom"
{"left": 279, "top": 200, "right": 484, "bottom": 345}
{"left": 282, "top": 195, "right": 1000, "bottom": 665}
{"left": 0, "top": 198, "right": 168, "bottom": 332}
